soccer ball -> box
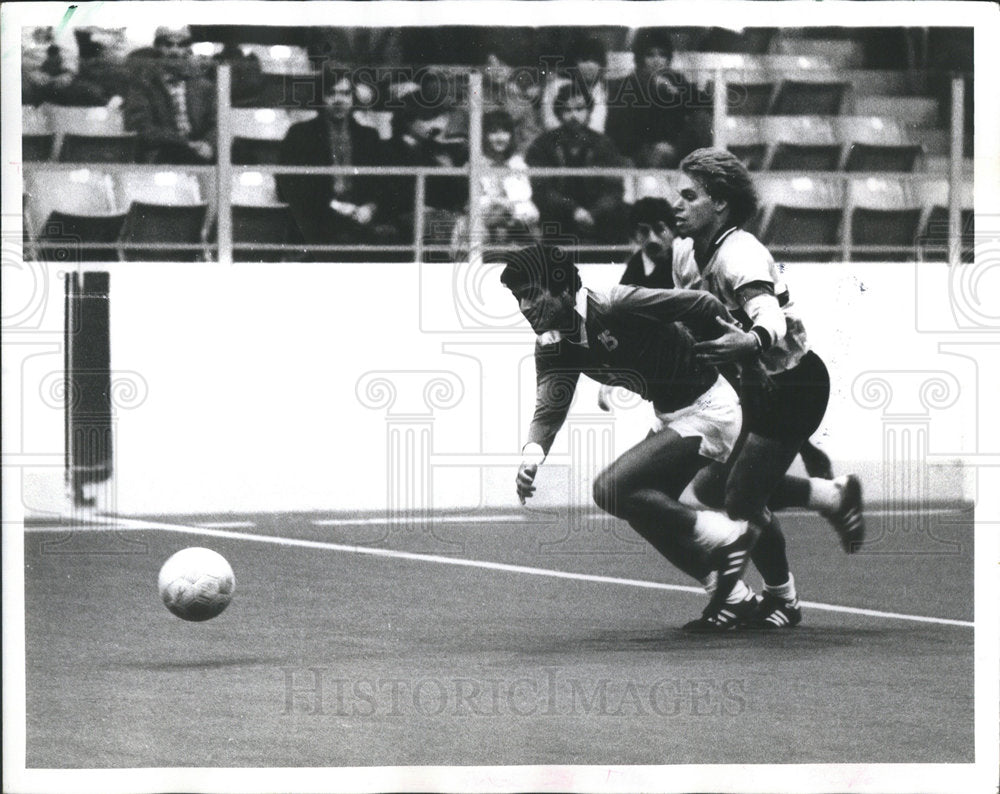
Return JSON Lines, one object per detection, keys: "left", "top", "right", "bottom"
{"left": 158, "top": 547, "right": 235, "bottom": 622}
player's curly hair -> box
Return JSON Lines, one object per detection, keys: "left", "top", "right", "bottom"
{"left": 499, "top": 242, "right": 582, "bottom": 297}
{"left": 679, "top": 147, "right": 759, "bottom": 228}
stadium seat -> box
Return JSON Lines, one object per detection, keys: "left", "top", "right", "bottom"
{"left": 232, "top": 137, "right": 284, "bottom": 165}
{"left": 769, "top": 80, "right": 849, "bottom": 115}
{"left": 834, "top": 116, "right": 908, "bottom": 146}
{"left": 58, "top": 133, "right": 139, "bottom": 163}
{"left": 768, "top": 143, "right": 842, "bottom": 171}
{"left": 114, "top": 171, "right": 203, "bottom": 208}
{"left": 916, "top": 178, "right": 975, "bottom": 262}
{"left": 757, "top": 175, "right": 844, "bottom": 260}
{"left": 853, "top": 96, "right": 939, "bottom": 126}
{"left": 729, "top": 143, "right": 768, "bottom": 171}
{"left": 770, "top": 37, "right": 865, "bottom": 69}
{"left": 230, "top": 172, "right": 281, "bottom": 206}
{"left": 23, "top": 133, "right": 55, "bottom": 161}
{"left": 230, "top": 108, "right": 297, "bottom": 140}
{"left": 718, "top": 80, "right": 775, "bottom": 116}
{"left": 231, "top": 204, "right": 295, "bottom": 262}
{"left": 238, "top": 72, "right": 320, "bottom": 108}
{"left": 844, "top": 143, "right": 924, "bottom": 172}
{"left": 117, "top": 201, "right": 209, "bottom": 261}
{"left": 37, "top": 210, "right": 127, "bottom": 262}
{"left": 23, "top": 105, "right": 50, "bottom": 135}
{"left": 722, "top": 116, "right": 766, "bottom": 169}
{"left": 46, "top": 104, "right": 126, "bottom": 136}
{"left": 23, "top": 168, "right": 118, "bottom": 238}
{"left": 849, "top": 177, "right": 922, "bottom": 260}
{"left": 241, "top": 44, "right": 312, "bottom": 75}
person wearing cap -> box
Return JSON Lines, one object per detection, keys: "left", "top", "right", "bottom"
{"left": 502, "top": 241, "right": 765, "bottom": 631}
{"left": 605, "top": 28, "right": 710, "bottom": 168}
{"left": 123, "top": 26, "right": 217, "bottom": 164}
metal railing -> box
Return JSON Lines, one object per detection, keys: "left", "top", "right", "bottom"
{"left": 22, "top": 65, "right": 971, "bottom": 265}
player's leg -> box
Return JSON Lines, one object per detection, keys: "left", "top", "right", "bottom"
{"left": 799, "top": 438, "right": 834, "bottom": 479}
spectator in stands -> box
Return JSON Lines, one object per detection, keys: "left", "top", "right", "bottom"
{"left": 123, "top": 26, "right": 217, "bottom": 164}
{"left": 213, "top": 42, "right": 265, "bottom": 108}
{"left": 382, "top": 87, "right": 469, "bottom": 253}
{"left": 526, "top": 80, "right": 629, "bottom": 245}
{"left": 22, "top": 44, "right": 76, "bottom": 105}
{"left": 277, "top": 67, "right": 397, "bottom": 258}
{"left": 477, "top": 110, "right": 540, "bottom": 243}
{"left": 66, "top": 28, "right": 131, "bottom": 105}
{"left": 541, "top": 35, "right": 610, "bottom": 133}
{"left": 619, "top": 197, "right": 677, "bottom": 289}
{"left": 605, "top": 28, "right": 711, "bottom": 167}
{"left": 485, "top": 65, "right": 545, "bottom": 156}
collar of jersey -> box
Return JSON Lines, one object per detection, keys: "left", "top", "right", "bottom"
{"left": 536, "top": 288, "right": 589, "bottom": 347}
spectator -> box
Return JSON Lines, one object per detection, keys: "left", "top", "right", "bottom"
{"left": 382, "top": 87, "right": 469, "bottom": 254}
{"left": 276, "top": 67, "right": 398, "bottom": 259}
{"left": 485, "top": 65, "right": 545, "bottom": 156}
{"left": 605, "top": 28, "right": 710, "bottom": 167}
{"left": 66, "top": 28, "right": 131, "bottom": 105}
{"left": 541, "top": 35, "right": 610, "bottom": 133}
{"left": 525, "top": 80, "right": 629, "bottom": 246}
{"left": 213, "top": 42, "right": 265, "bottom": 108}
{"left": 22, "top": 44, "right": 76, "bottom": 105}
{"left": 619, "top": 197, "right": 677, "bottom": 289}
{"left": 480, "top": 110, "right": 539, "bottom": 234}
{"left": 123, "top": 26, "right": 217, "bottom": 164}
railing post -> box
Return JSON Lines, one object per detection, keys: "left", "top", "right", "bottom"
{"left": 948, "top": 75, "right": 964, "bottom": 267}
{"left": 216, "top": 64, "right": 233, "bottom": 265}
{"left": 712, "top": 67, "right": 727, "bottom": 148}
{"left": 467, "top": 70, "right": 485, "bottom": 262}
{"left": 414, "top": 172, "right": 426, "bottom": 263}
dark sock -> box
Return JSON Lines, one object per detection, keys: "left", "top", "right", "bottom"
{"left": 768, "top": 475, "right": 811, "bottom": 511}
{"left": 750, "top": 514, "right": 791, "bottom": 587}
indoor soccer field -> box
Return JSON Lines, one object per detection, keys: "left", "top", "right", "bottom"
{"left": 23, "top": 505, "right": 973, "bottom": 768}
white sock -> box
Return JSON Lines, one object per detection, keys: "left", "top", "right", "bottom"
{"left": 726, "top": 579, "right": 752, "bottom": 605}
{"left": 691, "top": 511, "right": 748, "bottom": 552}
{"left": 807, "top": 478, "right": 841, "bottom": 512}
{"left": 763, "top": 574, "right": 797, "bottom": 602}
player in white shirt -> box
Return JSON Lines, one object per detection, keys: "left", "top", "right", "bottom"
{"left": 670, "top": 148, "right": 865, "bottom": 629}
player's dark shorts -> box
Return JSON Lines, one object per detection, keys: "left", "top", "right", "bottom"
{"left": 741, "top": 350, "right": 830, "bottom": 440}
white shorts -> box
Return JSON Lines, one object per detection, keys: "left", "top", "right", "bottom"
{"left": 651, "top": 374, "right": 742, "bottom": 463}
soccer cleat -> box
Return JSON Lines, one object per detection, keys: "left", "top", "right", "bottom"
{"left": 821, "top": 474, "right": 866, "bottom": 553}
{"left": 683, "top": 593, "right": 758, "bottom": 633}
{"left": 748, "top": 592, "right": 802, "bottom": 629}
{"left": 708, "top": 528, "right": 755, "bottom": 605}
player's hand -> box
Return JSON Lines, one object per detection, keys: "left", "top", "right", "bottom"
{"left": 516, "top": 462, "right": 538, "bottom": 505}
{"left": 597, "top": 384, "right": 614, "bottom": 412}
{"left": 693, "top": 316, "right": 758, "bottom": 365}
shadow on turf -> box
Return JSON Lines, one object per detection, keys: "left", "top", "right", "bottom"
{"left": 112, "top": 655, "right": 287, "bottom": 671}
{"left": 563, "top": 625, "right": 900, "bottom": 652}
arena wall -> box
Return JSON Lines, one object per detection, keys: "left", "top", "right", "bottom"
{"left": 15, "top": 258, "right": 975, "bottom": 518}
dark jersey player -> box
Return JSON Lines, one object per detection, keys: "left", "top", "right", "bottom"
{"left": 502, "top": 242, "right": 762, "bottom": 628}
{"left": 670, "top": 147, "right": 865, "bottom": 629}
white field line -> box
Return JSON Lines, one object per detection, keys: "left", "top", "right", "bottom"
{"left": 25, "top": 515, "right": 973, "bottom": 628}
{"left": 193, "top": 520, "right": 258, "bottom": 529}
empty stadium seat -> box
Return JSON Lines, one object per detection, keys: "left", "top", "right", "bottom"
{"left": 114, "top": 171, "right": 203, "bottom": 208}
{"left": 241, "top": 44, "right": 312, "bottom": 75}
{"left": 729, "top": 143, "right": 768, "bottom": 171}
{"left": 46, "top": 104, "right": 126, "bottom": 136}
{"left": 853, "top": 96, "right": 939, "bottom": 126}
{"left": 23, "top": 105, "right": 50, "bottom": 135}
{"left": 38, "top": 210, "right": 127, "bottom": 262}
{"left": 118, "top": 202, "right": 209, "bottom": 261}
{"left": 757, "top": 175, "right": 845, "bottom": 260}
{"left": 844, "top": 143, "right": 924, "bottom": 172}
{"left": 58, "top": 133, "right": 139, "bottom": 163}
{"left": 232, "top": 137, "right": 284, "bottom": 165}
{"left": 23, "top": 168, "right": 118, "bottom": 238}
{"left": 770, "top": 80, "right": 849, "bottom": 115}
{"left": 916, "top": 178, "right": 975, "bottom": 262}
{"left": 768, "top": 143, "right": 842, "bottom": 171}
{"left": 721, "top": 80, "right": 776, "bottom": 116}
{"left": 231, "top": 204, "right": 295, "bottom": 262}
{"left": 770, "top": 37, "right": 865, "bottom": 69}
{"left": 23, "top": 133, "right": 55, "bottom": 161}
{"left": 238, "top": 72, "right": 320, "bottom": 108}
{"left": 834, "top": 116, "right": 908, "bottom": 146}
{"left": 849, "top": 177, "right": 923, "bottom": 260}
{"left": 230, "top": 172, "right": 280, "bottom": 205}
{"left": 230, "top": 108, "right": 297, "bottom": 140}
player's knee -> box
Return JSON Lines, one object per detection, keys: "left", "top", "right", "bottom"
{"left": 723, "top": 489, "right": 762, "bottom": 522}
{"left": 592, "top": 470, "right": 622, "bottom": 517}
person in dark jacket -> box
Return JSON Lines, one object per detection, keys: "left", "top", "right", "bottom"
{"left": 525, "top": 80, "right": 629, "bottom": 245}
{"left": 277, "top": 67, "right": 397, "bottom": 258}
{"left": 605, "top": 28, "right": 711, "bottom": 168}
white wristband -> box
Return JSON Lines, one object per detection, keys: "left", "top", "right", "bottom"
{"left": 521, "top": 442, "right": 545, "bottom": 467}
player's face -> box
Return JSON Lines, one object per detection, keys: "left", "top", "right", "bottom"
{"left": 323, "top": 78, "right": 354, "bottom": 119}
{"left": 672, "top": 173, "right": 719, "bottom": 239}
{"left": 633, "top": 220, "right": 674, "bottom": 263}
{"left": 514, "top": 286, "right": 576, "bottom": 335}
{"left": 557, "top": 96, "right": 590, "bottom": 130}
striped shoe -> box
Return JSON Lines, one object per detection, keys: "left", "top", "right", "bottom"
{"left": 682, "top": 592, "right": 758, "bottom": 633}
{"left": 749, "top": 593, "right": 802, "bottom": 629}
{"left": 708, "top": 528, "right": 755, "bottom": 606}
{"left": 821, "top": 474, "right": 866, "bottom": 553}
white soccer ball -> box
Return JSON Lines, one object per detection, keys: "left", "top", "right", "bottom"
{"left": 158, "top": 547, "right": 235, "bottom": 622}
